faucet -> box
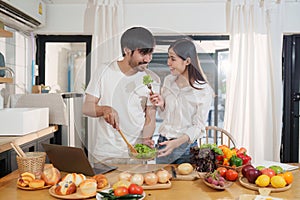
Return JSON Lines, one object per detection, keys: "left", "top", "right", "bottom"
{"left": 0, "top": 66, "right": 15, "bottom": 79}
{"left": 0, "top": 67, "right": 15, "bottom": 109}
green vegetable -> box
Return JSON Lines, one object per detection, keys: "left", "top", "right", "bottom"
{"left": 143, "top": 75, "right": 154, "bottom": 94}
{"left": 199, "top": 143, "right": 223, "bottom": 155}
{"left": 98, "top": 191, "right": 143, "bottom": 200}
{"left": 229, "top": 155, "right": 243, "bottom": 167}
{"left": 143, "top": 75, "right": 153, "bottom": 85}
{"left": 133, "top": 143, "right": 157, "bottom": 159}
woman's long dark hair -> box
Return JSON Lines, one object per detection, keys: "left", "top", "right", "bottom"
{"left": 169, "top": 38, "right": 208, "bottom": 90}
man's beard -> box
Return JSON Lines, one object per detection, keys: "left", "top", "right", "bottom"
{"left": 136, "top": 63, "right": 148, "bottom": 72}
{"left": 128, "top": 59, "right": 148, "bottom": 72}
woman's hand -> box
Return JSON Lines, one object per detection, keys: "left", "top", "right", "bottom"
{"left": 149, "top": 93, "right": 165, "bottom": 109}
{"left": 102, "top": 106, "right": 119, "bottom": 130}
{"left": 157, "top": 135, "right": 190, "bottom": 157}
{"left": 157, "top": 140, "right": 179, "bottom": 157}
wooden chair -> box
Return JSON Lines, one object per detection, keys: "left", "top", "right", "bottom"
{"left": 199, "top": 126, "right": 237, "bottom": 148}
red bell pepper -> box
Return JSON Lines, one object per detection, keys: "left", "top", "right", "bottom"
{"left": 216, "top": 155, "right": 224, "bottom": 164}
{"left": 237, "top": 153, "right": 251, "bottom": 165}
{"left": 236, "top": 147, "right": 247, "bottom": 155}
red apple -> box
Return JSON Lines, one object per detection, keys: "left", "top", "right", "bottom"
{"left": 242, "top": 164, "right": 255, "bottom": 177}
{"left": 245, "top": 168, "right": 262, "bottom": 183}
{"left": 260, "top": 168, "right": 275, "bottom": 178}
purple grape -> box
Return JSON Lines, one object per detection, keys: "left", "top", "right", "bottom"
{"left": 218, "top": 181, "right": 225, "bottom": 187}
{"left": 218, "top": 176, "right": 225, "bottom": 182}
{"left": 207, "top": 176, "right": 213, "bottom": 184}
{"left": 212, "top": 179, "right": 219, "bottom": 186}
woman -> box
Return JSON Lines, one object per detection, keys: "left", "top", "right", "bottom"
{"left": 150, "top": 38, "right": 214, "bottom": 164}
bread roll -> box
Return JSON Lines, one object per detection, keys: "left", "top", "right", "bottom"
{"left": 20, "top": 172, "right": 35, "bottom": 184}
{"left": 177, "top": 163, "right": 194, "bottom": 175}
{"left": 55, "top": 181, "right": 77, "bottom": 195}
{"left": 29, "top": 179, "right": 45, "bottom": 188}
{"left": 17, "top": 172, "right": 36, "bottom": 186}
{"left": 79, "top": 179, "right": 97, "bottom": 196}
{"left": 62, "top": 173, "right": 86, "bottom": 187}
{"left": 17, "top": 178, "right": 28, "bottom": 187}
{"left": 41, "top": 166, "right": 61, "bottom": 185}
{"left": 92, "top": 174, "right": 109, "bottom": 189}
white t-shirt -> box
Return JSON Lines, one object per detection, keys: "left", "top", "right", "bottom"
{"left": 85, "top": 61, "right": 160, "bottom": 161}
{"left": 158, "top": 74, "right": 214, "bottom": 143}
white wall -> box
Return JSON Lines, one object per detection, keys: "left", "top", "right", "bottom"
{"left": 283, "top": 1, "right": 300, "bottom": 33}
{"left": 123, "top": 0, "right": 227, "bottom": 34}
{"left": 37, "top": 4, "right": 86, "bottom": 34}
{"left": 36, "top": 0, "right": 300, "bottom": 35}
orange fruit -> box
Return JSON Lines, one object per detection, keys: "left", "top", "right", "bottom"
{"left": 283, "top": 172, "right": 293, "bottom": 184}
{"left": 277, "top": 173, "right": 284, "bottom": 178}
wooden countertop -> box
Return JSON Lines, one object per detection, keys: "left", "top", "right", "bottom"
{"left": 0, "top": 125, "right": 58, "bottom": 153}
{"left": 0, "top": 163, "right": 299, "bottom": 200}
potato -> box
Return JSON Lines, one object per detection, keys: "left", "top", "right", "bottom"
{"left": 178, "top": 163, "right": 194, "bottom": 175}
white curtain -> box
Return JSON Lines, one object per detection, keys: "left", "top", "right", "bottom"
{"left": 224, "top": 0, "right": 284, "bottom": 163}
{"left": 83, "top": 0, "right": 124, "bottom": 164}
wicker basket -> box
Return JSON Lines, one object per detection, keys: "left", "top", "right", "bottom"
{"left": 16, "top": 152, "right": 46, "bottom": 178}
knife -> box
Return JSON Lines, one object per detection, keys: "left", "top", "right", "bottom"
{"left": 171, "top": 166, "right": 177, "bottom": 178}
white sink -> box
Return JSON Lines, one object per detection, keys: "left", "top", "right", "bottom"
{"left": 0, "top": 108, "right": 49, "bottom": 136}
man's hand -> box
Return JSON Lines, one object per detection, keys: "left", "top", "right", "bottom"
{"left": 102, "top": 106, "right": 119, "bottom": 130}
{"left": 142, "top": 137, "right": 155, "bottom": 148}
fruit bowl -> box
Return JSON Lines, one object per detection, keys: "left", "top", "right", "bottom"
{"left": 128, "top": 144, "right": 158, "bottom": 160}
{"left": 238, "top": 176, "right": 292, "bottom": 192}
{"left": 203, "top": 170, "right": 233, "bottom": 190}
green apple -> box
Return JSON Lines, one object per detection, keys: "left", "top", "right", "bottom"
{"left": 256, "top": 166, "right": 265, "bottom": 171}
{"left": 269, "top": 165, "right": 283, "bottom": 174}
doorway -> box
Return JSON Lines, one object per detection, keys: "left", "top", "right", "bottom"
{"left": 282, "top": 35, "right": 300, "bottom": 162}
{"left": 36, "top": 35, "right": 92, "bottom": 92}
{"left": 35, "top": 35, "right": 92, "bottom": 151}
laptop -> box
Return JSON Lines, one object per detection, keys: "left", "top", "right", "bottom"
{"left": 42, "top": 143, "right": 117, "bottom": 176}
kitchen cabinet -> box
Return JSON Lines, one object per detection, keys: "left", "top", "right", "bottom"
{"left": 0, "top": 150, "right": 11, "bottom": 177}
{"left": 37, "top": 133, "right": 55, "bottom": 163}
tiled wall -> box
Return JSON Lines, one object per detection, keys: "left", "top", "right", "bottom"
{"left": 0, "top": 27, "right": 32, "bottom": 107}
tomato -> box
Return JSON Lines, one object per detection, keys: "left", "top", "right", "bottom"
{"left": 128, "top": 183, "right": 144, "bottom": 195}
{"left": 225, "top": 169, "right": 238, "bottom": 181}
{"left": 114, "top": 186, "right": 129, "bottom": 196}
{"left": 216, "top": 167, "right": 227, "bottom": 178}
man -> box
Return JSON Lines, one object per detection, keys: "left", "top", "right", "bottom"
{"left": 83, "top": 27, "right": 160, "bottom": 164}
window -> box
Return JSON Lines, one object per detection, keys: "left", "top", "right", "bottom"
{"left": 0, "top": 27, "right": 32, "bottom": 107}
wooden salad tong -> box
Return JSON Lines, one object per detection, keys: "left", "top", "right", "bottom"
{"left": 117, "top": 129, "right": 138, "bottom": 153}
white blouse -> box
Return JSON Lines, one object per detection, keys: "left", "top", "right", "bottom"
{"left": 158, "top": 74, "right": 214, "bottom": 143}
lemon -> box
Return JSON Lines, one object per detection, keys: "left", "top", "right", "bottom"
{"left": 271, "top": 175, "right": 287, "bottom": 188}
{"left": 112, "top": 180, "right": 131, "bottom": 190}
{"left": 255, "top": 174, "right": 270, "bottom": 187}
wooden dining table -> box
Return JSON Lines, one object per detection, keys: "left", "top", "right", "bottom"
{"left": 0, "top": 164, "right": 299, "bottom": 200}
